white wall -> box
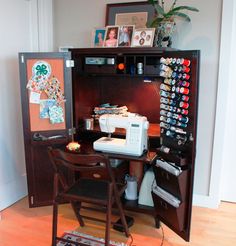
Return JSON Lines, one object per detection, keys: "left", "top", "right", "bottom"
{"left": 218, "top": 0, "right": 236, "bottom": 202}
{"left": 53, "top": 0, "right": 143, "bottom": 49}
{"left": 0, "top": 0, "right": 32, "bottom": 210}
{"left": 174, "top": 0, "right": 222, "bottom": 197}
{"left": 53, "top": 0, "right": 222, "bottom": 205}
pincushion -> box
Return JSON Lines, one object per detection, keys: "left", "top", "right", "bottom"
{"left": 66, "top": 141, "right": 80, "bottom": 151}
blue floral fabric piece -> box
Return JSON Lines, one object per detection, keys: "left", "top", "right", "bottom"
{"left": 48, "top": 105, "right": 64, "bottom": 124}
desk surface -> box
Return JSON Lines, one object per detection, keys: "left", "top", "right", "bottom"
{"left": 76, "top": 140, "right": 157, "bottom": 164}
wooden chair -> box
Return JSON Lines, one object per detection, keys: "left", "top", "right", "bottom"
{"left": 48, "top": 147, "right": 130, "bottom": 246}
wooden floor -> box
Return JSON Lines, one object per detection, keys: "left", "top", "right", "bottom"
{"left": 0, "top": 197, "right": 235, "bottom": 246}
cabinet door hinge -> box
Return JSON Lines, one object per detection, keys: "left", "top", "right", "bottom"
{"left": 30, "top": 196, "right": 34, "bottom": 205}
{"left": 66, "top": 59, "right": 74, "bottom": 68}
{"left": 68, "top": 128, "right": 76, "bottom": 135}
{"left": 21, "top": 55, "right": 24, "bottom": 63}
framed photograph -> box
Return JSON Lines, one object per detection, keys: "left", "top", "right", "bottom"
{"left": 105, "top": 1, "right": 155, "bottom": 28}
{"left": 103, "top": 25, "right": 120, "bottom": 47}
{"left": 91, "top": 28, "right": 106, "bottom": 47}
{"left": 116, "top": 12, "right": 147, "bottom": 28}
{"left": 131, "top": 28, "right": 155, "bottom": 47}
{"left": 118, "top": 25, "right": 134, "bottom": 47}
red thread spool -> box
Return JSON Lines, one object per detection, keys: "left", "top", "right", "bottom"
{"left": 183, "top": 59, "right": 191, "bottom": 66}
{"left": 182, "top": 81, "right": 190, "bottom": 87}
{"left": 180, "top": 87, "right": 189, "bottom": 95}
{"left": 180, "top": 102, "right": 189, "bottom": 109}
{"left": 181, "top": 109, "right": 189, "bottom": 115}
{"left": 183, "top": 66, "right": 190, "bottom": 73}
{"left": 183, "top": 73, "right": 190, "bottom": 80}
{"left": 182, "top": 95, "right": 189, "bottom": 102}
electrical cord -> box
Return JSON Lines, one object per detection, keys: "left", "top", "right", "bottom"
{"left": 159, "top": 224, "right": 165, "bottom": 246}
{"left": 128, "top": 233, "right": 133, "bottom": 246}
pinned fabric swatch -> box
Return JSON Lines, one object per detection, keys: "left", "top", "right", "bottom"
{"left": 40, "top": 99, "right": 56, "bottom": 118}
{"left": 30, "top": 91, "right": 41, "bottom": 104}
{"left": 44, "top": 76, "right": 65, "bottom": 105}
{"left": 49, "top": 105, "right": 64, "bottom": 124}
{"left": 27, "top": 60, "right": 51, "bottom": 93}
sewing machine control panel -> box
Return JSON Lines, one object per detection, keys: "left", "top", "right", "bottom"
{"left": 129, "top": 125, "right": 141, "bottom": 144}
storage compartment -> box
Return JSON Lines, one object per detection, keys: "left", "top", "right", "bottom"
{"left": 145, "top": 56, "right": 160, "bottom": 75}
{"left": 153, "top": 161, "right": 188, "bottom": 200}
{"left": 84, "top": 64, "right": 116, "bottom": 74}
{"left": 152, "top": 190, "right": 186, "bottom": 231}
{"left": 125, "top": 56, "right": 135, "bottom": 75}
{"left": 83, "top": 56, "right": 116, "bottom": 74}
{"left": 156, "top": 148, "right": 189, "bottom": 167}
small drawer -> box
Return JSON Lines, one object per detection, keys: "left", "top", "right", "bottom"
{"left": 78, "top": 160, "right": 129, "bottom": 183}
{"left": 145, "top": 65, "right": 160, "bottom": 75}
{"left": 152, "top": 191, "right": 186, "bottom": 231}
{"left": 84, "top": 65, "right": 116, "bottom": 74}
{"left": 153, "top": 165, "right": 188, "bottom": 201}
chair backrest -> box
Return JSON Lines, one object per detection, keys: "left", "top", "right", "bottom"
{"left": 48, "top": 147, "right": 116, "bottom": 189}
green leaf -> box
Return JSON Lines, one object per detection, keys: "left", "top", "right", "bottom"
{"left": 147, "top": 0, "right": 156, "bottom": 5}
{"left": 171, "top": 6, "right": 199, "bottom": 12}
{"left": 171, "top": 11, "right": 191, "bottom": 22}
{"left": 154, "top": 3, "right": 165, "bottom": 16}
{"left": 147, "top": 17, "right": 164, "bottom": 27}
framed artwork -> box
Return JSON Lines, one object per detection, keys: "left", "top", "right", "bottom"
{"left": 103, "top": 25, "right": 120, "bottom": 47}
{"left": 118, "top": 25, "right": 134, "bottom": 47}
{"left": 91, "top": 28, "right": 106, "bottom": 47}
{"left": 131, "top": 28, "right": 155, "bottom": 47}
{"left": 105, "top": 1, "right": 155, "bottom": 28}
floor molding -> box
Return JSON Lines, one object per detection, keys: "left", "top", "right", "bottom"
{"left": 193, "top": 194, "right": 219, "bottom": 209}
{"left": 0, "top": 176, "right": 27, "bottom": 211}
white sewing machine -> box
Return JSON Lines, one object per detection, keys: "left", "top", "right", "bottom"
{"left": 93, "top": 113, "right": 149, "bottom": 156}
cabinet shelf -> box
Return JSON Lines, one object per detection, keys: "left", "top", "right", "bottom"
{"left": 78, "top": 123, "right": 160, "bottom": 138}
{"left": 121, "top": 197, "right": 155, "bottom": 215}
{"left": 78, "top": 72, "right": 162, "bottom": 78}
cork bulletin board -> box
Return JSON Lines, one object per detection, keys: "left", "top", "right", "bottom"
{"left": 26, "top": 58, "right": 66, "bottom": 131}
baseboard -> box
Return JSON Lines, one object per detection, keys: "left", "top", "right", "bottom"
{"left": 0, "top": 175, "right": 27, "bottom": 211}
{"left": 193, "top": 194, "right": 220, "bottom": 209}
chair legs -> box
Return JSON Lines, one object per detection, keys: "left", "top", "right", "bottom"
{"left": 105, "top": 184, "right": 113, "bottom": 246}
{"left": 114, "top": 193, "right": 130, "bottom": 237}
{"left": 71, "top": 201, "right": 84, "bottom": 227}
{"left": 52, "top": 201, "right": 58, "bottom": 246}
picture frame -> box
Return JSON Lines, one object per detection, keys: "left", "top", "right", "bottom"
{"left": 118, "top": 25, "right": 134, "bottom": 47}
{"left": 91, "top": 28, "right": 106, "bottom": 47}
{"left": 103, "top": 25, "right": 120, "bottom": 48}
{"left": 105, "top": 1, "right": 155, "bottom": 28}
{"left": 131, "top": 28, "right": 155, "bottom": 47}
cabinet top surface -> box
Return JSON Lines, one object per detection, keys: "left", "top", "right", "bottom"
{"left": 70, "top": 47, "right": 177, "bottom": 54}
{"left": 69, "top": 47, "right": 200, "bottom": 57}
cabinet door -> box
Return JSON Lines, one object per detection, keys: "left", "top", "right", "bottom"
{"left": 19, "top": 52, "right": 73, "bottom": 207}
{"left": 153, "top": 50, "right": 200, "bottom": 241}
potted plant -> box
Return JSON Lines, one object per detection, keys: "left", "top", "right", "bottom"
{"left": 147, "top": 0, "right": 199, "bottom": 47}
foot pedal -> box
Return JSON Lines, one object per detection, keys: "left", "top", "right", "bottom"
{"left": 113, "top": 216, "right": 134, "bottom": 232}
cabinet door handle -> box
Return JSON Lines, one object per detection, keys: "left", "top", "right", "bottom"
{"left": 161, "top": 171, "right": 170, "bottom": 180}
{"left": 160, "top": 200, "right": 168, "bottom": 210}
{"left": 33, "top": 133, "right": 66, "bottom": 141}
